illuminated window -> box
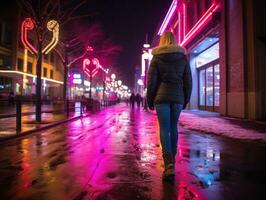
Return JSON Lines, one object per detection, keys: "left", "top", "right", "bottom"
{"left": 17, "top": 58, "right": 23, "bottom": 71}
{"left": 0, "top": 77, "right": 12, "bottom": 91}
{"left": 0, "top": 54, "right": 11, "bottom": 70}
{"left": 50, "top": 69, "right": 54, "bottom": 79}
{"left": 206, "top": 67, "right": 213, "bottom": 106}
{"left": 43, "top": 67, "right": 47, "bottom": 77}
{"left": 27, "top": 62, "right": 33, "bottom": 74}
{"left": 214, "top": 64, "right": 220, "bottom": 106}
{"left": 199, "top": 70, "right": 205, "bottom": 106}
{"left": 196, "top": 43, "right": 219, "bottom": 68}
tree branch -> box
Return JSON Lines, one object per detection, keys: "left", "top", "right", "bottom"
{"left": 53, "top": 48, "right": 65, "bottom": 64}
{"left": 58, "top": 0, "right": 87, "bottom": 26}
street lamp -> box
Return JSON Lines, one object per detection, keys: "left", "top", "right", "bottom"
{"left": 111, "top": 73, "right": 116, "bottom": 80}
{"left": 117, "top": 80, "right": 122, "bottom": 87}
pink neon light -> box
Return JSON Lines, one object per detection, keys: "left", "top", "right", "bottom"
{"left": 21, "top": 18, "right": 37, "bottom": 54}
{"left": 180, "top": 3, "right": 220, "bottom": 46}
{"left": 83, "top": 58, "right": 99, "bottom": 78}
{"left": 183, "top": 3, "right": 186, "bottom": 37}
{"left": 158, "top": 0, "right": 177, "bottom": 35}
{"left": 178, "top": 12, "right": 181, "bottom": 44}
{"left": 92, "top": 58, "right": 99, "bottom": 66}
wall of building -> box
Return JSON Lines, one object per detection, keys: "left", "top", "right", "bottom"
{"left": 224, "top": 0, "right": 245, "bottom": 118}
{"left": 252, "top": 0, "right": 266, "bottom": 120}
{"left": 153, "top": 0, "right": 266, "bottom": 120}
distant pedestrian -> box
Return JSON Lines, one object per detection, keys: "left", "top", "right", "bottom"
{"left": 147, "top": 31, "right": 192, "bottom": 181}
{"left": 8, "top": 91, "right": 15, "bottom": 106}
{"left": 135, "top": 93, "right": 142, "bottom": 108}
{"left": 129, "top": 92, "right": 135, "bottom": 108}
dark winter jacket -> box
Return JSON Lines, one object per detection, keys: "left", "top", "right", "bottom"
{"left": 147, "top": 44, "right": 192, "bottom": 108}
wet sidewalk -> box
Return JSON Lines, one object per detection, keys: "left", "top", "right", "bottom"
{"left": 0, "top": 103, "right": 265, "bottom": 200}
{"left": 0, "top": 103, "right": 83, "bottom": 139}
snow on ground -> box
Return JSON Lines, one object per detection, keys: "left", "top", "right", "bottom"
{"left": 179, "top": 112, "right": 266, "bottom": 143}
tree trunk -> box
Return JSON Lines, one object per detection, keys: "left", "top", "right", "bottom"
{"left": 89, "top": 75, "right": 92, "bottom": 99}
{"left": 63, "top": 49, "right": 68, "bottom": 100}
{"left": 36, "top": 42, "right": 42, "bottom": 122}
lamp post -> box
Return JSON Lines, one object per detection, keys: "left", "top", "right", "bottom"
{"left": 141, "top": 43, "right": 152, "bottom": 111}
{"left": 102, "top": 68, "right": 109, "bottom": 106}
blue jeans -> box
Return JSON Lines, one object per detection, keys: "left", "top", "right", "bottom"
{"left": 155, "top": 104, "right": 183, "bottom": 162}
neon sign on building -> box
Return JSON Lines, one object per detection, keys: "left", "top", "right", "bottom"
{"left": 158, "top": 0, "right": 220, "bottom": 47}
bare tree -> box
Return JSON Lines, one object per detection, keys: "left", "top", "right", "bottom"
{"left": 54, "top": 22, "right": 122, "bottom": 103}
{"left": 17, "top": 0, "right": 88, "bottom": 122}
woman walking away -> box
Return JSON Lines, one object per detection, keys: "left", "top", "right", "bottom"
{"left": 147, "top": 32, "right": 192, "bottom": 181}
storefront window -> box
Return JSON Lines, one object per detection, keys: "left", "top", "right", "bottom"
{"left": 199, "top": 70, "right": 205, "bottom": 106}
{"left": 0, "top": 77, "right": 12, "bottom": 92}
{"left": 206, "top": 67, "right": 213, "bottom": 106}
{"left": 214, "top": 64, "right": 220, "bottom": 106}
{"left": 196, "top": 43, "right": 219, "bottom": 68}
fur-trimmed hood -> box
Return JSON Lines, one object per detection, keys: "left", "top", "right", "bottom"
{"left": 152, "top": 44, "right": 186, "bottom": 55}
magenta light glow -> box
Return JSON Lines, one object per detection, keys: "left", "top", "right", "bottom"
{"left": 158, "top": 1, "right": 220, "bottom": 47}
{"left": 158, "top": 0, "right": 177, "bottom": 36}
{"left": 83, "top": 58, "right": 99, "bottom": 78}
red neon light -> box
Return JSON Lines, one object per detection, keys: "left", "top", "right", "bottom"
{"left": 180, "top": 3, "right": 220, "bottom": 46}
{"left": 21, "top": 18, "right": 37, "bottom": 54}
{"left": 83, "top": 58, "right": 99, "bottom": 78}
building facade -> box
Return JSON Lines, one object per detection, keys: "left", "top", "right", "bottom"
{"left": 156, "top": 0, "right": 266, "bottom": 120}
{"left": 0, "top": 2, "right": 64, "bottom": 100}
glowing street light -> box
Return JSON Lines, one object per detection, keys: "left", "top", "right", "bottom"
{"left": 111, "top": 73, "right": 116, "bottom": 80}
{"left": 137, "top": 79, "right": 144, "bottom": 86}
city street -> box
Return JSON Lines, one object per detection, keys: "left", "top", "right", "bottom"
{"left": 0, "top": 103, "right": 265, "bottom": 200}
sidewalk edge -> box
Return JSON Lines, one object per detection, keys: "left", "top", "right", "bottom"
{"left": 0, "top": 114, "right": 89, "bottom": 143}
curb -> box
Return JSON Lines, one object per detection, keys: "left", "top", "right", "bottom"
{"left": 0, "top": 113, "right": 89, "bottom": 143}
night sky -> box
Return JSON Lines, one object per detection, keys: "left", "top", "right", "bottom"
{"left": 84, "top": 0, "right": 173, "bottom": 88}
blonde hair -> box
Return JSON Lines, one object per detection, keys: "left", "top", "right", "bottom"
{"left": 159, "top": 31, "right": 177, "bottom": 47}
